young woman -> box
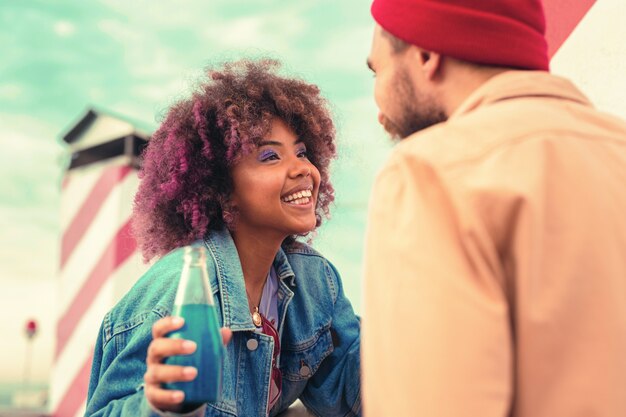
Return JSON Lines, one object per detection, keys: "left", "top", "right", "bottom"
{"left": 85, "top": 60, "right": 361, "bottom": 417}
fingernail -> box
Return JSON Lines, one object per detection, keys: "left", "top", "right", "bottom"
{"left": 171, "top": 317, "right": 184, "bottom": 326}
{"left": 182, "top": 340, "right": 197, "bottom": 352}
{"left": 172, "top": 391, "right": 184, "bottom": 402}
{"left": 183, "top": 366, "right": 197, "bottom": 377}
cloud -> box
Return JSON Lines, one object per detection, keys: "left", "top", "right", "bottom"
{"left": 199, "top": 4, "right": 309, "bottom": 54}
{"left": 90, "top": 2, "right": 313, "bottom": 119}
{"left": 0, "top": 113, "right": 64, "bottom": 225}
{"left": 0, "top": 114, "right": 64, "bottom": 171}
{"left": 95, "top": 17, "right": 142, "bottom": 44}
{"left": 53, "top": 20, "right": 76, "bottom": 37}
{"left": 97, "top": 0, "right": 216, "bottom": 28}
{"left": 0, "top": 205, "right": 59, "bottom": 278}
{"left": 313, "top": 25, "right": 374, "bottom": 73}
{"left": 0, "top": 83, "right": 26, "bottom": 101}
{"left": 94, "top": 17, "right": 197, "bottom": 85}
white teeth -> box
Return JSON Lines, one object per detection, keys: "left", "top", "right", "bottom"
{"left": 283, "top": 196, "right": 311, "bottom": 205}
{"left": 293, "top": 197, "right": 310, "bottom": 205}
{"left": 282, "top": 189, "right": 312, "bottom": 202}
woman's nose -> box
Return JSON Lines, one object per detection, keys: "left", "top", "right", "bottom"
{"left": 289, "top": 158, "right": 311, "bottom": 178}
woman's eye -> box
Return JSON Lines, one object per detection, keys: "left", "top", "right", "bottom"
{"left": 259, "top": 150, "right": 279, "bottom": 162}
{"left": 297, "top": 149, "right": 309, "bottom": 159}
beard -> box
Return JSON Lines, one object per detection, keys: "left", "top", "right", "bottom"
{"left": 381, "top": 69, "right": 447, "bottom": 141}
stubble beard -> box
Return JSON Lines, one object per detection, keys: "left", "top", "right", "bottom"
{"left": 381, "top": 69, "right": 447, "bottom": 141}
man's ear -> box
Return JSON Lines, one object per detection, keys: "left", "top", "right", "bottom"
{"left": 412, "top": 47, "right": 442, "bottom": 80}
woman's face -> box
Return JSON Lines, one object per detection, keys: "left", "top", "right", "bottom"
{"left": 229, "top": 118, "right": 321, "bottom": 240}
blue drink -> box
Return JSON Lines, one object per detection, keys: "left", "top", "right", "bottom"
{"left": 165, "top": 303, "right": 223, "bottom": 406}
{"left": 163, "top": 245, "right": 223, "bottom": 409}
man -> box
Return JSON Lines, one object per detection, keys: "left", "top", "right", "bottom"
{"left": 362, "top": 1, "right": 626, "bottom": 416}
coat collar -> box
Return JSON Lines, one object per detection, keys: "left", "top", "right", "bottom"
{"left": 203, "top": 228, "right": 295, "bottom": 331}
{"left": 451, "top": 70, "right": 591, "bottom": 119}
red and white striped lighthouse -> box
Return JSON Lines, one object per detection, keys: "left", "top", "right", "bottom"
{"left": 50, "top": 108, "right": 151, "bottom": 417}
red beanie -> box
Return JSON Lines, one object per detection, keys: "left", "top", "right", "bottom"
{"left": 371, "top": 0, "right": 550, "bottom": 71}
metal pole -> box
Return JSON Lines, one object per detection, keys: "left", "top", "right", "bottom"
{"left": 23, "top": 338, "right": 32, "bottom": 390}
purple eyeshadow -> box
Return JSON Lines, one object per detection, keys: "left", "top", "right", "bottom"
{"left": 258, "top": 149, "right": 276, "bottom": 161}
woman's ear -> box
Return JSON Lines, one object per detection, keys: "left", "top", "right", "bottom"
{"left": 221, "top": 199, "right": 237, "bottom": 225}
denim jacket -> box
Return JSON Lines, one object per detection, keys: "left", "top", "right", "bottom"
{"left": 85, "top": 228, "right": 361, "bottom": 417}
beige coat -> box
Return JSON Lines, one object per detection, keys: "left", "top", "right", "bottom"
{"left": 363, "top": 71, "right": 626, "bottom": 417}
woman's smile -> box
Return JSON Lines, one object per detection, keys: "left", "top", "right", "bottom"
{"left": 281, "top": 186, "right": 314, "bottom": 206}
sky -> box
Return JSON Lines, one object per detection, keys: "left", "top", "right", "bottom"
{"left": 0, "top": 0, "right": 389, "bottom": 384}
{"left": 1, "top": 0, "right": 625, "bottom": 388}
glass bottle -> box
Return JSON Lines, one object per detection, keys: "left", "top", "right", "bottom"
{"left": 164, "top": 245, "right": 223, "bottom": 408}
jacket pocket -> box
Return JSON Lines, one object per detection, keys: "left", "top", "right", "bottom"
{"left": 206, "top": 401, "right": 237, "bottom": 416}
{"left": 280, "top": 326, "right": 334, "bottom": 382}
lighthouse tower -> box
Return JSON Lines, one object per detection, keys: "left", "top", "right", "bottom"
{"left": 49, "top": 108, "right": 151, "bottom": 417}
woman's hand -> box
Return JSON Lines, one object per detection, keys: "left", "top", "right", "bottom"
{"left": 144, "top": 316, "right": 232, "bottom": 412}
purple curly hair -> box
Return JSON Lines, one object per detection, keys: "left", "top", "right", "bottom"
{"left": 132, "top": 59, "right": 337, "bottom": 261}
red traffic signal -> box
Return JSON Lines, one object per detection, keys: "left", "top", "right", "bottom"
{"left": 25, "top": 319, "right": 38, "bottom": 339}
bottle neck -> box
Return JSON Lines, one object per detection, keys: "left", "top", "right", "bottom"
{"left": 174, "top": 245, "right": 215, "bottom": 307}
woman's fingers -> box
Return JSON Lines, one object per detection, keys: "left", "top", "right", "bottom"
{"left": 221, "top": 327, "right": 233, "bottom": 345}
{"left": 152, "top": 316, "right": 184, "bottom": 339}
{"left": 144, "top": 363, "right": 198, "bottom": 384}
{"left": 153, "top": 316, "right": 231, "bottom": 347}
{"left": 147, "top": 337, "right": 196, "bottom": 364}
{"left": 144, "top": 362, "right": 197, "bottom": 412}
{"left": 144, "top": 383, "right": 185, "bottom": 411}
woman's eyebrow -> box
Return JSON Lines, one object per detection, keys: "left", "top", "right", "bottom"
{"left": 258, "top": 138, "right": 304, "bottom": 146}
{"left": 258, "top": 140, "right": 282, "bottom": 147}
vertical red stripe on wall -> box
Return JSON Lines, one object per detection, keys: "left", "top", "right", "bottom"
{"left": 543, "top": 0, "right": 596, "bottom": 57}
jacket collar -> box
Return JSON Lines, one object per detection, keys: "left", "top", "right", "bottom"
{"left": 451, "top": 70, "right": 592, "bottom": 119}
{"left": 203, "top": 228, "right": 295, "bottom": 331}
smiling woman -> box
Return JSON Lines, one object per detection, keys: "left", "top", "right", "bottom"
{"left": 230, "top": 119, "right": 321, "bottom": 242}
{"left": 84, "top": 59, "right": 361, "bottom": 417}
